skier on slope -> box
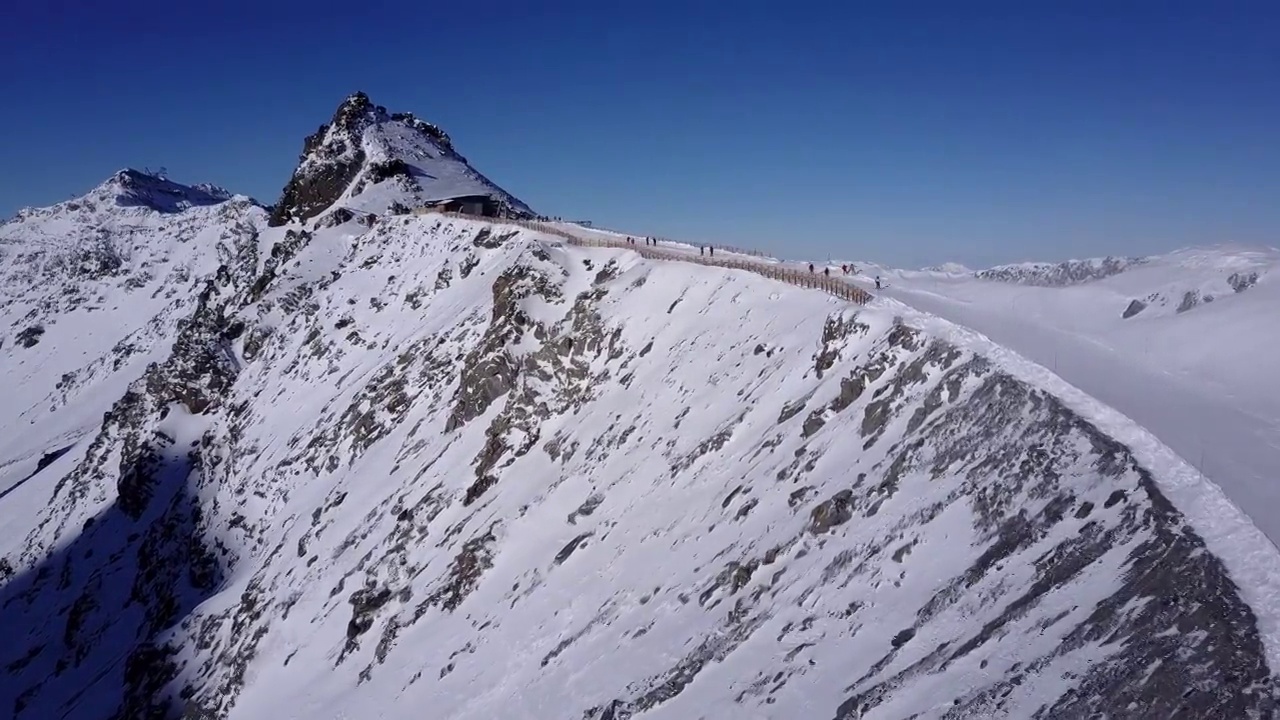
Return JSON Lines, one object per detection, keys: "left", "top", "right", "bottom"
{"left": 875, "top": 276, "right": 882, "bottom": 290}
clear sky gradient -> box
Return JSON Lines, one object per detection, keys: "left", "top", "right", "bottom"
{"left": 2, "top": 1, "right": 1277, "bottom": 268}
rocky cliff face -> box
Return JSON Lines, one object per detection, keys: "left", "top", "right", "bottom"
{"left": 268, "top": 92, "right": 531, "bottom": 226}
{"left": 1, "top": 178, "right": 1277, "bottom": 718}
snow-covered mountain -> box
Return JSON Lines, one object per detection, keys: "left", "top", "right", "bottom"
{"left": 3, "top": 97, "right": 1280, "bottom": 719}
{"left": 269, "top": 92, "right": 530, "bottom": 227}
{"left": 919, "top": 262, "right": 972, "bottom": 275}
{"left": 0, "top": 171, "right": 264, "bottom": 461}
{"left": 973, "top": 256, "right": 1144, "bottom": 287}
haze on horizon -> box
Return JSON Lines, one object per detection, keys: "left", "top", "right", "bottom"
{"left": 1, "top": 2, "right": 1276, "bottom": 268}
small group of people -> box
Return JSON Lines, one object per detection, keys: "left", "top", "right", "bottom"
{"left": 699, "top": 246, "right": 716, "bottom": 257}
{"left": 802, "top": 262, "right": 882, "bottom": 290}
{"left": 625, "top": 236, "right": 658, "bottom": 246}
{"left": 808, "top": 263, "right": 860, "bottom": 276}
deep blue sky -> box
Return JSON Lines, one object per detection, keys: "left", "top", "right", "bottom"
{"left": 2, "top": 1, "right": 1277, "bottom": 267}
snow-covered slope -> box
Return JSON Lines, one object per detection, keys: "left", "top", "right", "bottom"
{"left": 877, "top": 244, "right": 1280, "bottom": 548}
{"left": 3, "top": 175, "right": 1280, "bottom": 719}
{"left": 0, "top": 171, "right": 264, "bottom": 531}
{"left": 268, "top": 92, "right": 531, "bottom": 226}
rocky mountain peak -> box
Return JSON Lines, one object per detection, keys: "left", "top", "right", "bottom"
{"left": 326, "top": 91, "right": 387, "bottom": 141}
{"left": 268, "top": 92, "right": 530, "bottom": 227}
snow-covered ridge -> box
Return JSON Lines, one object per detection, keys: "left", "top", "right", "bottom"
{"left": 7, "top": 169, "right": 244, "bottom": 229}
{"left": 1, "top": 192, "right": 1277, "bottom": 718}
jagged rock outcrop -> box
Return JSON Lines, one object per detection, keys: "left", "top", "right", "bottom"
{"left": 268, "top": 93, "right": 374, "bottom": 226}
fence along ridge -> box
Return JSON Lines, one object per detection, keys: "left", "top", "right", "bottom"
{"left": 429, "top": 211, "right": 874, "bottom": 305}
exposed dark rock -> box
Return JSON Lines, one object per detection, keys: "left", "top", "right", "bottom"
{"left": 16, "top": 324, "right": 44, "bottom": 348}
{"left": 346, "top": 586, "right": 393, "bottom": 641}
{"left": 365, "top": 158, "right": 413, "bottom": 184}
{"left": 810, "top": 490, "right": 854, "bottom": 534}
{"left": 268, "top": 93, "right": 374, "bottom": 226}
{"left": 473, "top": 227, "right": 518, "bottom": 250}
{"left": 1229, "top": 271, "right": 1260, "bottom": 293}
{"left": 777, "top": 395, "right": 812, "bottom": 425}
{"left": 423, "top": 528, "right": 496, "bottom": 613}
{"left": 445, "top": 264, "right": 560, "bottom": 432}
{"left": 1176, "top": 290, "right": 1200, "bottom": 314}
{"left": 554, "top": 533, "right": 594, "bottom": 565}
{"left": 814, "top": 313, "right": 870, "bottom": 378}
{"left": 1122, "top": 299, "right": 1147, "bottom": 319}
{"left": 314, "top": 207, "right": 354, "bottom": 229}
{"left": 568, "top": 494, "right": 604, "bottom": 524}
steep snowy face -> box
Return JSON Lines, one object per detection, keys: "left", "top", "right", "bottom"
{"left": 2, "top": 208, "right": 1276, "bottom": 719}
{"left": 268, "top": 92, "right": 531, "bottom": 226}
{"left": 0, "top": 174, "right": 264, "bottom": 477}
{"left": 975, "top": 256, "right": 1144, "bottom": 286}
